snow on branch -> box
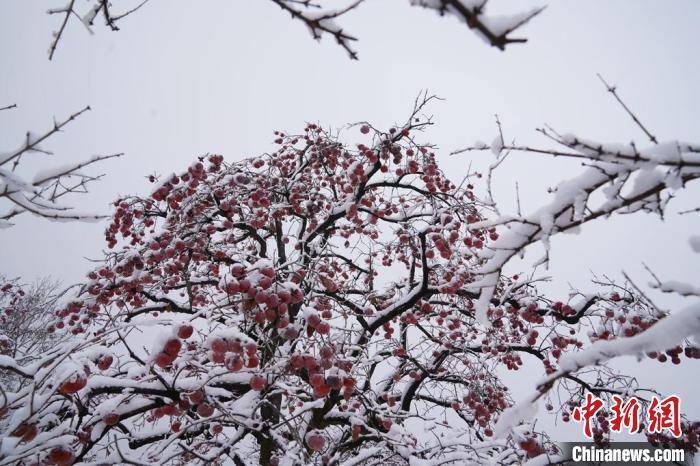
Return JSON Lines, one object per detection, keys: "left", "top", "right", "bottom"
{"left": 463, "top": 81, "right": 700, "bottom": 444}
{"left": 47, "top": 0, "right": 150, "bottom": 60}
{"left": 43, "top": 0, "right": 543, "bottom": 60}
{"left": 455, "top": 78, "right": 700, "bottom": 324}
{"left": 270, "top": 0, "right": 364, "bottom": 60}
{"left": 0, "top": 106, "right": 122, "bottom": 227}
{"left": 410, "top": 0, "right": 545, "bottom": 50}
{"left": 555, "top": 303, "right": 700, "bottom": 376}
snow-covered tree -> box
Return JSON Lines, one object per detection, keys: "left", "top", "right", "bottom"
{"left": 0, "top": 105, "right": 122, "bottom": 228}
{"left": 45, "top": 0, "right": 544, "bottom": 60}
{"left": 0, "top": 95, "right": 698, "bottom": 465}
{"left": 0, "top": 277, "right": 64, "bottom": 391}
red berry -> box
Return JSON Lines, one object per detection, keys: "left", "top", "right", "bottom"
{"left": 22, "top": 424, "right": 38, "bottom": 442}
{"left": 177, "top": 325, "right": 194, "bottom": 339}
{"left": 104, "top": 412, "right": 120, "bottom": 425}
{"left": 226, "top": 356, "right": 243, "bottom": 372}
{"left": 306, "top": 432, "right": 326, "bottom": 451}
{"left": 197, "top": 403, "right": 214, "bottom": 417}
{"left": 97, "top": 355, "right": 113, "bottom": 371}
{"left": 48, "top": 447, "right": 74, "bottom": 465}
{"left": 310, "top": 373, "right": 325, "bottom": 387}
{"left": 163, "top": 338, "right": 182, "bottom": 357}
{"left": 211, "top": 338, "right": 227, "bottom": 353}
{"left": 320, "top": 346, "right": 334, "bottom": 359}
{"left": 250, "top": 375, "right": 266, "bottom": 391}
{"left": 11, "top": 423, "right": 38, "bottom": 442}
{"left": 58, "top": 375, "right": 87, "bottom": 394}
{"left": 189, "top": 390, "right": 205, "bottom": 404}
{"left": 155, "top": 352, "right": 173, "bottom": 368}
{"left": 244, "top": 341, "right": 258, "bottom": 354}
{"left": 317, "top": 322, "right": 330, "bottom": 335}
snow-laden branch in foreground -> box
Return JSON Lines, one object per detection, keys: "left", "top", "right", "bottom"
{"left": 0, "top": 106, "right": 122, "bottom": 227}
{"left": 556, "top": 303, "right": 700, "bottom": 375}
{"left": 455, "top": 77, "right": 700, "bottom": 329}
{"left": 460, "top": 131, "right": 700, "bottom": 324}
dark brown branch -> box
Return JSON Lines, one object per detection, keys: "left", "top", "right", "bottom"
{"left": 269, "top": 0, "right": 363, "bottom": 59}
{"left": 414, "top": 0, "right": 545, "bottom": 51}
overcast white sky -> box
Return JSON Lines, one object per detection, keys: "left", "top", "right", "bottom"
{"left": 1, "top": 0, "right": 699, "bottom": 444}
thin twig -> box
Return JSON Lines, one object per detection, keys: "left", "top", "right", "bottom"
{"left": 0, "top": 106, "right": 91, "bottom": 168}
{"left": 48, "top": 0, "right": 77, "bottom": 60}
{"left": 112, "top": 0, "right": 151, "bottom": 22}
{"left": 621, "top": 270, "right": 665, "bottom": 317}
{"left": 597, "top": 74, "right": 658, "bottom": 144}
